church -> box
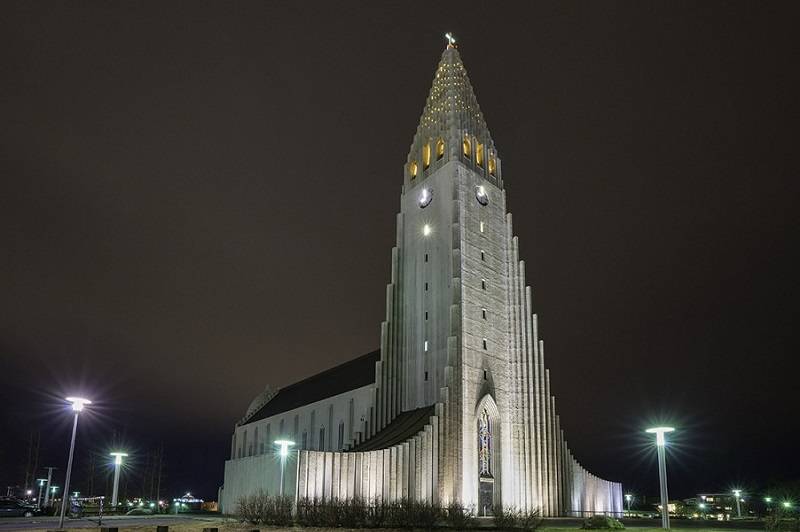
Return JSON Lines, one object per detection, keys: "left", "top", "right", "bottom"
{"left": 220, "top": 39, "right": 623, "bottom": 517}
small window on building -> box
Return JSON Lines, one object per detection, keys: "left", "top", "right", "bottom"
{"left": 425, "top": 282, "right": 429, "bottom": 291}
{"left": 480, "top": 250, "right": 485, "bottom": 261}
{"left": 488, "top": 156, "right": 496, "bottom": 176}
{"left": 476, "top": 142, "right": 484, "bottom": 167}
{"left": 425, "top": 253, "right": 428, "bottom": 262}
{"left": 482, "top": 308, "right": 487, "bottom": 320}
{"left": 422, "top": 143, "right": 431, "bottom": 169}
{"left": 483, "top": 338, "right": 488, "bottom": 350}
{"left": 424, "top": 371, "right": 429, "bottom": 381}
{"left": 436, "top": 138, "right": 445, "bottom": 160}
{"left": 480, "top": 221, "right": 485, "bottom": 233}
{"left": 425, "top": 311, "right": 428, "bottom": 320}
{"left": 319, "top": 428, "right": 325, "bottom": 451}
{"left": 482, "top": 279, "right": 487, "bottom": 290}
{"left": 409, "top": 161, "right": 418, "bottom": 179}
{"left": 463, "top": 137, "right": 471, "bottom": 158}
{"left": 484, "top": 369, "right": 488, "bottom": 380}
{"left": 424, "top": 340, "right": 429, "bottom": 352}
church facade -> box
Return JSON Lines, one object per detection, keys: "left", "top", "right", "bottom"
{"left": 220, "top": 42, "right": 623, "bottom": 517}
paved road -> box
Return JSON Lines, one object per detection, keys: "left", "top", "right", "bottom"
{"left": 0, "top": 514, "right": 225, "bottom": 530}
{"left": 543, "top": 517, "right": 764, "bottom": 530}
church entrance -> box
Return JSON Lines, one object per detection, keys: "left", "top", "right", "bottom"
{"left": 477, "top": 407, "right": 494, "bottom": 516}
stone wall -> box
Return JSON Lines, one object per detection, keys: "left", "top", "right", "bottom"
{"left": 220, "top": 451, "right": 298, "bottom": 514}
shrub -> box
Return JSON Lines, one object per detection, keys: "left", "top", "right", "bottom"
{"left": 493, "top": 505, "right": 521, "bottom": 530}
{"left": 445, "top": 501, "right": 476, "bottom": 529}
{"left": 582, "top": 515, "right": 625, "bottom": 530}
{"left": 235, "top": 492, "right": 294, "bottom": 525}
{"left": 517, "top": 508, "right": 543, "bottom": 532}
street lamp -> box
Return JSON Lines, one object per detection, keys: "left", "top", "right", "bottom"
{"left": 59, "top": 396, "right": 91, "bottom": 529}
{"left": 274, "top": 439, "right": 295, "bottom": 497}
{"left": 646, "top": 426, "right": 675, "bottom": 530}
{"left": 109, "top": 452, "right": 128, "bottom": 507}
{"left": 732, "top": 489, "right": 742, "bottom": 518}
{"left": 36, "top": 479, "right": 47, "bottom": 508}
{"left": 783, "top": 501, "right": 792, "bottom": 509}
{"left": 625, "top": 494, "right": 633, "bottom": 512}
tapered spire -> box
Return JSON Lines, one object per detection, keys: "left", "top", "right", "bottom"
{"left": 405, "top": 37, "right": 502, "bottom": 186}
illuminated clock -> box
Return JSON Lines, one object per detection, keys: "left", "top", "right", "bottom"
{"left": 476, "top": 185, "right": 489, "bottom": 206}
{"left": 419, "top": 187, "right": 433, "bottom": 208}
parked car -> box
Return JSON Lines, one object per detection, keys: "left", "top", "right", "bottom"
{"left": 0, "top": 498, "right": 40, "bottom": 517}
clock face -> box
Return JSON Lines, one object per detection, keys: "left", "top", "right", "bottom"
{"left": 476, "top": 185, "right": 489, "bottom": 206}
{"left": 419, "top": 187, "right": 433, "bottom": 208}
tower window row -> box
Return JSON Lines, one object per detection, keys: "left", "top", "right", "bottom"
{"left": 462, "top": 135, "right": 496, "bottom": 177}
{"left": 409, "top": 138, "right": 446, "bottom": 179}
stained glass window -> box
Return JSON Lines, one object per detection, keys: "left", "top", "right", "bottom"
{"left": 478, "top": 408, "right": 492, "bottom": 478}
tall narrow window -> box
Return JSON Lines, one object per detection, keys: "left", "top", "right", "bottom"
{"left": 436, "top": 138, "right": 445, "bottom": 160}
{"left": 488, "top": 156, "right": 496, "bottom": 176}
{"left": 409, "top": 161, "right": 418, "bottom": 179}
{"left": 319, "top": 428, "right": 325, "bottom": 451}
{"left": 480, "top": 221, "right": 485, "bottom": 233}
{"left": 483, "top": 338, "right": 488, "bottom": 350}
{"left": 422, "top": 143, "right": 431, "bottom": 169}
{"left": 338, "top": 422, "right": 345, "bottom": 450}
{"left": 484, "top": 369, "right": 488, "bottom": 380}
{"left": 424, "top": 371, "right": 429, "bottom": 381}
{"left": 476, "top": 142, "right": 484, "bottom": 167}
{"left": 482, "top": 308, "right": 487, "bottom": 320}
{"left": 254, "top": 427, "right": 259, "bottom": 455}
{"left": 463, "top": 137, "right": 471, "bottom": 158}
{"left": 482, "top": 279, "right": 487, "bottom": 290}
{"left": 424, "top": 340, "right": 429, "bottom": 352}
{"left": 425, "top": 253, "right": 428, "bottom": 262}
{"left": 480, "top": 250, "right": 485, "bottom": 261}
{"left": 478, "top": 408, "right": 492, "bottom": 478}
{"left": 425, "top": 282, "right": 429, "bottom": 291}
{"left": 425, "top": 311, "right": 428, "bottom": 320}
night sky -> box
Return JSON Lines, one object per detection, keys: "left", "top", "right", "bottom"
{"left": 1, "top": 1, "right": 798, "bottom": 502}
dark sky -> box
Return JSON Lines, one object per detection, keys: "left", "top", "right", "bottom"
{"left": 1, "top": 1, "right": 798, "bottom": 502}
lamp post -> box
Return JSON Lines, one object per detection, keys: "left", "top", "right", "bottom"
{"left": 42, "top": 467, "right": 56, "bottom": 507}
{"left": 646, "top": 427, "right": 675, "bottom": 530}
{"left": 625, "top": 493, "right": 633, "bottom": 513}
{"left": 59, "top": 397, "right": 91, "bottom": 529}
{"left": 733, "top": 490, "right": 742, "bottom": 518}
{"left": 274, "top": 439, "right": 295, "bottom": 497}
{"left": 109, "top": 452, "right": 128, "bottom": 507}
{"left": 36, "top": 479, "right": 47, "bottom": 508}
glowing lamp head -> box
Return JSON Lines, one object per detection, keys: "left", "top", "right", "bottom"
{"left": 66, "top": 396, "right": 92, "bottom": 412}
{"left": 110, "top": 451, "right": 128, "bottom": 465}
{"left": 274, "top": 439, "right": 295, "bottom": 457}
{"left": 423, "top": 224, "right": 431, "bottom": 236}
{"left": 765, "top": 497, "right": 773, "bottom": 503}
{"left": 38, "top": 479, "right": 47, "bottom": 486}
{"left": 699, "top": 503, "right": 707, "bottom": 509}
{"left": 783, "top": 501, "right": 792, "bottom": 508}
{"left": 625, "top": 494, "right": 632, "bottom": 501}
{"left": 26, "top": 490, "right": 32, "bottom": 496}
{"left": 733, "top": 489, "right": 742, "bottom": 497}
{"left": 645, "top": 426, "right": 675, "bottom": 446}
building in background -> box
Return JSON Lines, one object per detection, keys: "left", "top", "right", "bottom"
{"left": 221, "top": 40, "right": 623, "bottom": 517}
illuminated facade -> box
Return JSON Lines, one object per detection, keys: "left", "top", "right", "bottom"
{"left": 221, "top": 42, "right": 623, "bottom": 517}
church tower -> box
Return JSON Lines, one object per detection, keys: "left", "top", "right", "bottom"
{"left": 224, "top": 38, "right": 622, "bottom": 518}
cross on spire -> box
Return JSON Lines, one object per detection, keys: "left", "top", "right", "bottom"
{"left": 445, "top": 32, "right": 456, "bottom": 48}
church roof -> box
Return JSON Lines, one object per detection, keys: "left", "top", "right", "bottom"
{"left": 242, "top": 349, "right": 380, "bottom": 425}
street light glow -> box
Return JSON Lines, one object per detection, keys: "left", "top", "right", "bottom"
{"left": 110, "top": 451, "right": 128, "bottom": 465}
{"left": 783, "top": 501, "right": 792, "bottom": 509}
{"left": 646, "top": 426, "right": 675, "bottom": 446}
{"left": 765, "top": 497, "right": 773, "bottom": 503}
{"left": 65, "top": 396, "right": 92, "bottom": 412}
{"left": 274, "top": 439, "right": 295, "bottom": 457}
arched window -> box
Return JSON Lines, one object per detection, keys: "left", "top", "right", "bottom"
{"left": 478, "top": 408, "right": 492, "bottom": 478}
{"left": 462, "top": 137, "right": 472, "bottom": 158}
{"left": 476, "top": 142, "right": 484, "bottom": 167}
{"left": 436, "top": 138, "right": 445, "bottom": 160}
{"left": 422, "top": 143, "right": 431, "bottom": 169}
{"left": 409, "top": 161, "right": 418, "bottom": 179}
{"left": 488, "top": 156, "right": 496, "bottom": 176}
